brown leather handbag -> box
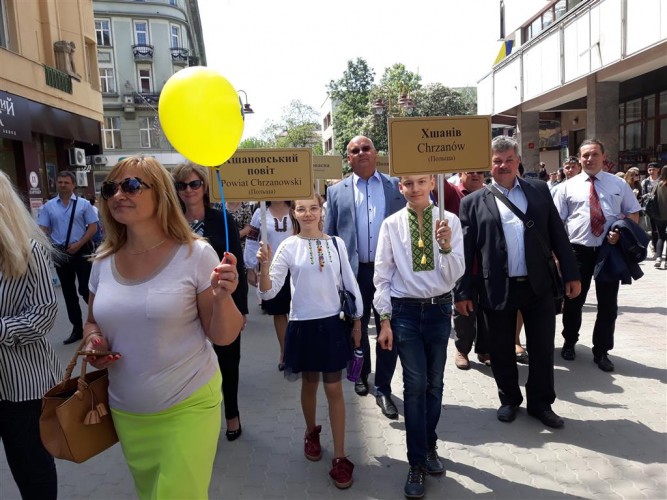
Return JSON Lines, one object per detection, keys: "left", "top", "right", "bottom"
{"left": 40, "top": 341, "right": 118, "bottom": 463}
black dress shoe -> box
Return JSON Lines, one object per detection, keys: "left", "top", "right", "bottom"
{"left": 593, "top": 354, "right": 615, "bottom": 372}
{"left": 376, "top": 394, "right": 399, "bottom": 419}
{"left": 528, "top": 409, "right": 564, "bottom": 428}
{"left": 561, "top": 344, "right": 576, "bottom": 361}
{"left": 354, "top": 379, "right": 369, "bottom": 396}
{"left": 63, "top": 331, "right": 83, "bottom": 345}
{"left": 497, "top": 404, "right": 518, "bottom": 423}
{"left": 225, "top": 423, "right": 242, "bottom": 441}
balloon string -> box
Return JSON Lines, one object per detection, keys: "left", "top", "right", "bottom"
{"left": 216, "top": 169, "right": 230, "bottom": 254}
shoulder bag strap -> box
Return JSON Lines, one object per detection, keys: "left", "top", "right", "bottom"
{"left": 63, "top": 197, "right": 78, "bottom": 249}
{"left": 330, "top": 237, "right": 345, "bottom": 291}
{"left": 485, "top": 184, "right": 552, "bottom": 259}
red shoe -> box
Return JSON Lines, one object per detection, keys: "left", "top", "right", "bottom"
{"left": 304, "top": 425, "right": 322, "bottom": 461}
{"left": 330, "top": 457, "right": 354, "bottom": 489}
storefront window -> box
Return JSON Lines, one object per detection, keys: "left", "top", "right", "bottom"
{"left": 646, "top": 120, "right": 654, "bottom": 149}
{"left": 625, "top": 123, "right": 641, "bottom": 150}
{"left": 659, "top": 91, "right": 667, "bottom": 115}
{"left": 0, "top": 138, "right": 18, "bottom": 184}
{"left": 626, "top": 99, "right": 641, "bottom": 121}
{"left": 646, "top": 95, "right": 655, "bottom": 119}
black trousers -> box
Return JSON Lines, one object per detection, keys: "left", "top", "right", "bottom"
{"left": 0, "top": 399, "right": 57, "bottom": 500}
{"left": 561, "top": 244, "right": 619, "bottom": 356}
{"left": 213, "top": 333, "right": 241, "bottom": 420}
{"left": 483, "top": 280, "right": 556, "bottom": 412}
{"left": 357, "top": 263, "right": 398, "bottom": 395}
{"left": 453, "top": 287, "right": 489, "bottom": 355}
{"left": 55, "top": 248, "right": 92, "bottom": 333}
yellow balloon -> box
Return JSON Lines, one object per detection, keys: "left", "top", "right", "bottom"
{"left": 158, "top": 67, "right": 244, "bottom": 167}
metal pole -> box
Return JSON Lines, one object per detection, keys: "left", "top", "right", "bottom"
{"left": 437, "top": 174, "right": 446, "bottom": 221}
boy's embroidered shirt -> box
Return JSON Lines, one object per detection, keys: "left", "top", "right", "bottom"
{"left": 408, "top": 206, "right": 435, "bottom": 272}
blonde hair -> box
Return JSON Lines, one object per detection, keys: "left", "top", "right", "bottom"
{"left": 172, "top": 162, "right": 211, "bottom": 207}
{"left": 95, "top": 156, "right": 199, "bottom": 259}
{"left": 0, "top": 170, "right": 54, "bottom": 278}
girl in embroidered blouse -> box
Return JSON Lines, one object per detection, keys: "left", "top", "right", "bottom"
{"left": 257, "top": 194, "right": 362, "bottom": 490}
{"left": 244, "top": 200, "right": 292, "bottom": 370}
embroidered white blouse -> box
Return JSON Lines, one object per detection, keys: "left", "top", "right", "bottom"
{"left": 373, "top": 204, "right": 465, "bottom": 316}
{"left": 259, "top": 235, "right": 364, "bottom": 321}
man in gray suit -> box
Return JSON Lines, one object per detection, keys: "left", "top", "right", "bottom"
{"left": 325, "top": 136, "right": 405, "bottom": 419}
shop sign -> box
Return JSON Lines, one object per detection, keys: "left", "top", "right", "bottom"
{"left": 28, "top": 170, "right": 41, "bottom": 196}
{"left": 0, "top": 91, "right": 31, "bottom": 142}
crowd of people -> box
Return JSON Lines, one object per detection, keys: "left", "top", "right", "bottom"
{"left": 1, "top": 135, "right": 665, "bottom": 499}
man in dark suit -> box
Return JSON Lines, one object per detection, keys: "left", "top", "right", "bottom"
{"left": 454, "top": 136, "right": 581, "bottom": 428}
{"left": 324, "top": 135, "right": 405, "bottom": 419}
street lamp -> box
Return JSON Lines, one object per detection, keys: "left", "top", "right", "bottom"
{"left": 372, "top": 93, "right": 416, "bottom": 115}
{"left": 237, "top": 89, "right": 254, "bottom": 114}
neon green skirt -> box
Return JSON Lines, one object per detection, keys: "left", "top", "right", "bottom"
{"left": 111, "top": 370, "right": 222, "bottom": 500}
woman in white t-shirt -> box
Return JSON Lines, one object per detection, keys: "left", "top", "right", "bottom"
{"left": 257, "top": 194, "right": 362, "bottom": 490}
{"left": 82, "top": 156, "right": 242, "bottom": 500}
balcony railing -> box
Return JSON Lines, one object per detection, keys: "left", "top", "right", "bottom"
{"left": 132, "top": 93, "right": 160, "bottom": 106}
{"left": 187, "top": 55, "right": 199, "bottom": 67}
{"left": 170, "top": 47, "right": 189, "bottom": 65}
{"left": 44, "top": 65, "right": 72, "bottom": 94}
{"left": 132, "top": 44, "right": 154, "bottom": 61}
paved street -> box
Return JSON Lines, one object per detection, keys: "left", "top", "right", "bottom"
{"left": 1, "top": 260, "right": 666, "bottom": 499}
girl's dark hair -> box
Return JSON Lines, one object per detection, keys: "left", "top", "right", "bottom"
{"left": 289, "top": 194, "right": 324, "bottom": 235}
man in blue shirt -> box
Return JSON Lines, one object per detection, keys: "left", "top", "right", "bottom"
{"left": 39, "top": 171, "right": 98, "bottom": 344}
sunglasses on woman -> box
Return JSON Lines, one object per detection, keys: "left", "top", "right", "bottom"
{"left": 174, "top": 179, "right": 204, "bottom": 191}
{"left": 101, "top": 177, "right": 151, "bottom": 200}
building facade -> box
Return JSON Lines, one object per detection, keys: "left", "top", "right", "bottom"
{"left": 478, "top": 0, "right": 667, "bottom": 174}
{"left": 92, "top": 0, "right": 206, "bottom": 187}
{"left": 0, "top": 0, "right": 103, "bottom": 210}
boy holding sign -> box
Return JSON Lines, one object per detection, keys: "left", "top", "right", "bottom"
{"left": 373, "top": 174, "right": 465, "bottom": 498}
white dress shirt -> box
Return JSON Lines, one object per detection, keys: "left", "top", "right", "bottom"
{"left": 259, "top": 235, "right": 363, "bottom": 321}
{"left": 372, "top": 204, "right": 465, "bottom": 317}
{"left": 492, "top": 179, "right": 528, "bottom": 277}
{"left": 554, "top": 171, "right": 641, "bottom": 247}
{"left": 353, "top": 171, "right": 386, "bottom": 263}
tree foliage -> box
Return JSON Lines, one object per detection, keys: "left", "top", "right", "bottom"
{"left": 328, "top": 59, "right": 477, "bottom": 155}
{"left": 238, "top": 137, "right": 272, "bottom": 149}
{"left": 258, "top": 100, "right": 322, "bottom": 154}
{"left": 327, "top": 58, "right": 375, "bottom": 157}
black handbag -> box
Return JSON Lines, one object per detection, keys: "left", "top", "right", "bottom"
{"left": 644, "top": 183, "right": 660, "bottom": 220}
{"left": 330, "top": 238, "right": 358, "bottom": 320}
{"left": 486, "top": 185, "right": 565, "bottom": 314}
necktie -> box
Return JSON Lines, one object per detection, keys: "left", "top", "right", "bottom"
{"left": 589, "top": 176, "right": 605, "bottom": 237}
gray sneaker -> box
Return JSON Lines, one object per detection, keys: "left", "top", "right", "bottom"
{"left": 425, "top": 446, "right": 445, "bottom": 475}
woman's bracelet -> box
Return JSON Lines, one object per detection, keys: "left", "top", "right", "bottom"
{"left": 83, "top": 330, "right": 102, "bottom": 343}
{"left": 439, "top": 246, "right": 452, "bottom": 255}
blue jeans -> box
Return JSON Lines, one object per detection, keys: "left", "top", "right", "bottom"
{"left": 392, "top": 299, "right": 452, "bottom": 466}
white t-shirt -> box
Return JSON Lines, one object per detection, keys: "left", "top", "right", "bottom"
{"left": 89, "top": 240, "right": 219, "bottom": 413}
{"left": 259, "top": 235, "right": 363, "bottom": 321}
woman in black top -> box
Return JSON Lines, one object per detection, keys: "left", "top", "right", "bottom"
{"left": 173, "top": 162, "right": 248, "bottom": 440}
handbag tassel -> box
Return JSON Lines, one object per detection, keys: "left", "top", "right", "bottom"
{"left": 96, "top": 402, "right": 109, "bottom": 417}
{"left": 84, "top": 409, "right": 101, "bottom": 425}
